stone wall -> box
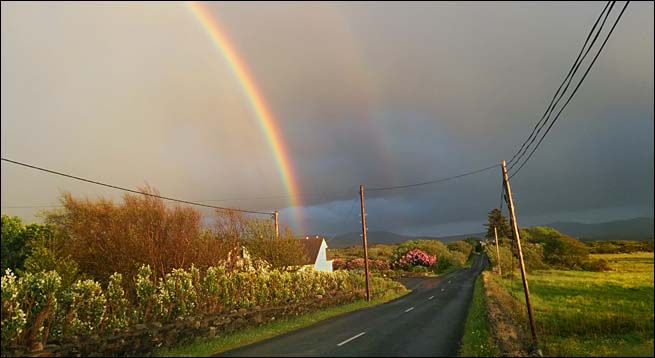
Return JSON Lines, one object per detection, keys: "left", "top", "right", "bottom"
{"left": 4, "top": 294, "right": 357, "bottom": 357}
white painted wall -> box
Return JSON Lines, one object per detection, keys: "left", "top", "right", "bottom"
{"left": 313, "top": 239, "right": 333, "bottom": 272}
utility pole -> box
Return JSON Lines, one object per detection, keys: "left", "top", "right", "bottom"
{"left": 274, "top": 210, "right": 279, "bottom": 240}
{"left": 359, "top": 185, "right": 371, "bottom": 302}
{"left": 494, "top": 226, "right": 502, "bottom": 276}
{"left": 501, "top": 160, "right": 538, "bottom": 348}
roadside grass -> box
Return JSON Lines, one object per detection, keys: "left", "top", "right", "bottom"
{"left": 459, "top": 275, "right": 497, "bottom": 357}
{"left": 153, "top": 288, "right": 409, "bottom": 357}
{"left": 492, "top": 252, "right": 654, "bottom": 357}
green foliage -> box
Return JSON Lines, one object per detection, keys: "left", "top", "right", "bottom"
{"left": 1, "top": 269, "right": 27, "bottom": 344}
{"left": 581, "top": 258, "right": 611, "bottom": 272}
{"left": 448, "top": 240, "right": 474, "bottom": 259}
{"left": 520, "top": 226, "right": 563, "bottom": 243}
{"left": 1, "top": 215, "right": 28, "bottom": 273}
{"left": 585, "top": 240, "right": 654, "bottom": 254}
{"left": 64, "top": 279, "right": 107, "bottom": 335}
{"left": 0, "top": 215, "right": 57, "bottom": 274}
{"left": 15, "top": 270, "right": 62, "bottom": 345}
{"left": 484, "top": 243, "right": 515, "bottom": 276}
{"left": 543, "top": 235, "right": 589, "bottom": 269}
{"left": 134, "top": 264, "right": 157, "bottom": 322}
{"left": 155, "top": 268, "right": 197, "bottom": 321}
{"left": 23, "top": 243, "right": 81, "bottom": 289}
{"left": 485, "top": 209, "right": 511, "bottom": 242}
{"left": 104, "top": 273, "right": 129, "bottom": 330}
{"left": 1, "top": 258, "right": 407, "bottom": 350}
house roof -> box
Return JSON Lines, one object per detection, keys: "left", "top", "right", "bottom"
{"left": 298, "top": 236, "right": 325, "bottom": 265}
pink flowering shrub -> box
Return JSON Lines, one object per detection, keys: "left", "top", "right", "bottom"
{"left": 393, "top": 248, "right": 437, "bottom": 270}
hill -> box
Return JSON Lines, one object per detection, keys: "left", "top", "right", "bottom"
{"left": 547, "top": 217, "right": 654, "bottom": 241}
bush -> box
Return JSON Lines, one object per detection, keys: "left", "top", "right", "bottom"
{"left": 394, "top": 248, "right": 437, "bottom": 270}
{"left": 1, "top": 215, "right": 58, "bottom": 274}
{"left": 15, "top": 270, "right": 62, "bottom": 346}
{"left": 448, "top": 241, "right": 474, "bottom": 259}
{"left": 1, "top": 269, "right": 26, "bottom": 344}
{"left": 543, "top": 235, "right": 589, "bottom": 269}
{"left": 582, "top": 259, "right": 611, "bottom": 272}
{"left": 104, "top": 273, "right": 129, "bottom": 330}
{"left": 43, "top": 189, "right": 234, "bottom": 285}
{"left": 0, "top": 261, "right": 407, "bottom": 349}
{"left": 63, "top": 280, "right": 107, "bottom": 336}
{"left": 332, "top": 258, "right": 389, "bottom": 271}
{"left": 155, "top": 268, "right": 197, "bottom": 321}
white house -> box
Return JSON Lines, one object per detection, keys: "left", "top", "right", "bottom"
{"left": 298, "top": 236, "right": 333, "bottom": 272}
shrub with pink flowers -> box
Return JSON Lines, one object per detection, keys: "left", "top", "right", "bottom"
{"left": 393, "top": 248, "right": 437, "bottom": 270}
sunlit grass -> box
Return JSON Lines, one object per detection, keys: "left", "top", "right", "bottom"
{"left": 459, "top": 275, "right": 497, "bottom": 357}
{"left": 493, "top": 252, "right": 654, "bottom": 356}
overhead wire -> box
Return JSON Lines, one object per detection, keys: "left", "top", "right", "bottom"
{"left": 365, "top": 163, "right": 499, "bottom": 192}
{"left": 1, "top": 157, "right": 273, "bottom": 215}
{"left": 509, "top": 1, "right": 630, "bottom": 180}
{"left": 506, "top": 1, "right": 614, "bottom": 168}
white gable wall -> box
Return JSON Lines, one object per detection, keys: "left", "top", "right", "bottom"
{"left": 313, "top": 239, "right": 333, "bottom": 272}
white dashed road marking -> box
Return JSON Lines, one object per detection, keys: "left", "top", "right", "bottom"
{"left": 337, "top": 332, "right": 366, "bottom": 347}
{"left": 404, "top": 307, "right": 415, "bottom": 313}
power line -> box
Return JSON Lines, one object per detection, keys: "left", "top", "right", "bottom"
{"left": 507, "top": 1, "right": 614, "bottom": 168}
{"left": 1, "top": 157, "right": 273, "bottom": 215}
{"left": 365, "top": 163, "right": 499, "bottom": 192}
{"left": 509, "top": 1, "right": 630, "bottom": 180}
{"left": 195, "top": 189, "right": 355, "bottom": 203}
{"left": 508, "top": 1, "right": 616, "bottom": 173}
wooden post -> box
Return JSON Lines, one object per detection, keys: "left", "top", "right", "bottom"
{"left": 494, "top": 226, "right": 502, "bottom": 276}
{"left": 274, "top": 210, "right": 279, "bottom": 240}
{"left": 359, "top": 185, "right": 371, "bottom": 302}
{"left": 501, "top": 160, "right": 538, "bottom": 347}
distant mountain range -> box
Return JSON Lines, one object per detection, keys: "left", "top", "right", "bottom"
{"left": 548, "top": 217, "right": 654, "bottom": 241}
{"left": 326, "top": 217, "right": 654, "bottom": 248}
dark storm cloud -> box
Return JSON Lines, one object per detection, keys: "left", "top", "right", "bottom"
{"left": 1, "top": 1, "right": 652, "bottom": 235}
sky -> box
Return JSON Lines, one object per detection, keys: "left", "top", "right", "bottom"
{"left": 1, "top": 1, "right": 653, "bottom": 237}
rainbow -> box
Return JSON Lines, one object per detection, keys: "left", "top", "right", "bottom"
{"left": 186, "top": 1, "right": 303, "bottom": 234}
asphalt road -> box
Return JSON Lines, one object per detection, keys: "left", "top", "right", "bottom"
{"left": 219, "top": 253, "right": 489, "bottom": 357}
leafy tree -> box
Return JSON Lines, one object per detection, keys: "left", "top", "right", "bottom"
{"left": 485, "top": 208, "right": 511, "bottom": 243}
{"left": 542, "top": 235, "right": 589, "bottom": 269}
{"left": 44, "top": 188, "right": 238, "bottom": 285}
{"left": 448, "top": 240, "right": 474, "bottom": 258}
{"left": 1, "top": 215, "right": 61, "bottom": 273}
{"left": 243, "top": 222, "right": 307, "bottom": 269}
{"left": 1, "top": 214, "right": 29, "bottom": 272}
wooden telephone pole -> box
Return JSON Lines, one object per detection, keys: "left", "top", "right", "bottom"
{"left": 274, "top": 210, "right": 279, "bottom": 240}
{"left": 359, "top": 185, "right": 371, "bottom": 302}
{"left": 494, "top": 226, "right": 502, "bottom": 276}
{"left": 501, "top": 160, "right": 538, "bottom": 347}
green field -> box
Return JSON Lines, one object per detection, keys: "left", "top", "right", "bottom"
{"left": 493, "top": 252, "right": 654, "bottom": 357}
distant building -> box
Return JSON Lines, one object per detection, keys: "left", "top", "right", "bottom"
{"left": 298, "top": 236, "right": 333, "bottom": 272}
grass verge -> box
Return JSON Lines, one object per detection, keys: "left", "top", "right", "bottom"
{"left": 153, "top": 289, "right": 409, "bottom": 357}
{"left": 459, "top": 274, "right": 497, "bottom": 357}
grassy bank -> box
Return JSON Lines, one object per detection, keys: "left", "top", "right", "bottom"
{"left": 153, "top": 288, "right": 409, "bottom": 357}
{"left": 459, "top": 275, "right": 497, "bottom": 357}
{"left": 490, "top": 252, "right": 654, "bottom": 356}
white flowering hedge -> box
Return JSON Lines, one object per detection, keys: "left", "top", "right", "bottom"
{"left": 1, "top": 262, "right": 404, "bottom": 348}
